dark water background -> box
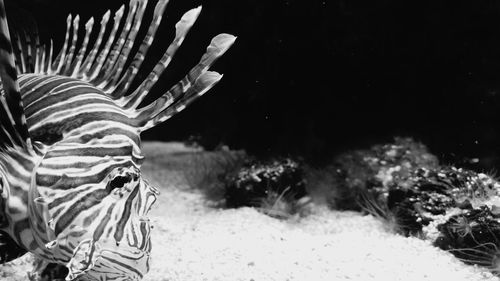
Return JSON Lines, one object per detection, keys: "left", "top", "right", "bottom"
{"left": 10, "top": 0, "right": 500, "bottom": 169}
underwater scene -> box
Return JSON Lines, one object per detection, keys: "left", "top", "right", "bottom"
{"left": 2, "top": 0, "right": 500, "bottom": 280}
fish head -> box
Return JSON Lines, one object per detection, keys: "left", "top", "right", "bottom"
{"left": 31, "top": 131, "right": 159, "bottom": 280}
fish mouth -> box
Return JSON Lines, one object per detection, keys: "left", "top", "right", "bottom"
{"left": 80, "top": 249, "right": 150, "bottom": 281}
{"left": 66, "top": 237, "right": 151, "bottom": 281}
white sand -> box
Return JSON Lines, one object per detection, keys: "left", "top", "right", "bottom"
{"left": 1, "top": 142, "right": 499, "bottom": 281}
{"left": 142, "top": 142, "right": 499, "bottom": 281}
{"left": 144, "top": 187, "right": 498, "bottom": 281}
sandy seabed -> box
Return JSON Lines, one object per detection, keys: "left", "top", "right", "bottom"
{"left": 2, "top": 142, "right": 499, "bottom": 281}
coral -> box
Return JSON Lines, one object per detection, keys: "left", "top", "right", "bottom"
{"left": 224, "top": 157, "right": 310, "bottom": 218}
{"left": 321, "top": 137, "right": 439, "bottom": 211}
{"left": 327, "top": 137, "right": 500, "bottom": 275}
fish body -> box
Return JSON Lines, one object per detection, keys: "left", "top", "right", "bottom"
{"left": 0, "top": 0, "right": 235, "bottom": 280}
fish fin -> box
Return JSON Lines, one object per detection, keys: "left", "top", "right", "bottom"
{"left": 0, "top": 0, "right": 31, "bottom": 150}
{"left": 96, "top": 0, "right": 149, "bottom": 89}
{"left": 135, "top": 33, "right": 236, "bottom": 130}
{"left": 109, "top": 0, "right": 170, "bottom": 98}
{"left": 5, "top": 1, "right": 235, "bottom": 136}
{"left": 6, "top": 4, "right": 40, "bottom": 75}
{"left": 120, "top": 6, "right": 202, "bottom": 105}
{"left": 51, "top": 13, "right": 72, "bottom": 74}
{"left": 139, "top": 71, "right": 223, "bottom": 131}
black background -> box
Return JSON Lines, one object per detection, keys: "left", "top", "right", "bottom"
{"left": 9, "top": 0, "right": 500, "bottom": 169}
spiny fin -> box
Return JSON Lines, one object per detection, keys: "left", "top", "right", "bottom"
{"left": 121, "top": 6, "right": 202, "bottom": 106}
{"left": 110, "top": 0, "right": 170, "bottom": 97}
{"left": 140, "top": 71, "right": 223, "bottom": 130}
{"left": 6, "top": 1, "right": 236, "bottom": 137}
{"left": 0, "top": 0, "right": 31, "bottom": 150}
{"left": 135, "top": 33, "right": 236, "bottom": 130}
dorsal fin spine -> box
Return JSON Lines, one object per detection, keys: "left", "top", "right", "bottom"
{"left": 78, "top": 10, "right": 111, "bottom": 79}
{"left": 51, "top": 14, "right": 72, "bottom": 74}
{"left": 69, "top": 17, "right": 94, "bottom": 77}
{"left": 134, "top": 33, "right": 236, "bottom": 130}
{"left": 38, "top": 45, "right": 45, "bottom": 74}
{"left": 0, "top": 0, "right": 32, "bottom": 150}
{"left": 35, "top": 43, "right": 42, "bottom": 74}
{"left": 5, "top": 0, "right": 236, "bottom": 138}
{"left": 33, "top": 28, "right": 41, "bottom": 74}
{"left": 123, "top": 6, "right": 202, "bottom": 108}
{"left": 102, "top": 0, "right": 148, "bottom": 90}
{"left": 93, "top": 0, "right": 139, "bottom": 86}
{"left": 139, "top": 71, "right": 223, "bottom": 130}
{"left": 87, "top": 5, "right": 125, "bottom": 80}
{"left": 61, "top": 15, "right": 80, "bottom": 75}
{"left": 110, "top": 0, "right": 170, "bottom": 98}
{"left": 23, "top": 31, "right": 34, "bottom": 72}
{"left": 44, "top": 39, "right": 53, "bottom": 74}
{"left": 11, "top": 31, "right": 22, "bottom": 74}
{"left": 16, "top": 32, "right": 26, "bottom": 73}
{"left": 0, "top": 122, "right": 16, "bottom": 147}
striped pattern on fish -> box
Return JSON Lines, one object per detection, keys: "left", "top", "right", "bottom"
{"left": 0, "top": 0, "right": 236, "bottom": 280}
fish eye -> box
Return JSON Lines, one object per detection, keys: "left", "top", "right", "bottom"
{"left": 108, "top": 174, "right": 132, "bottom": 192}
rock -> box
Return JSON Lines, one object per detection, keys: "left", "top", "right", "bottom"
{"left": 224, "top": 157, "right": 309, "bottom": 218}
{"left": 327, "top": 137, "right": 500, "bottom": 274}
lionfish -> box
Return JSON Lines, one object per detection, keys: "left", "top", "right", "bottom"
{"left": 0, "top": 0, "right": 235, "bottom": 280}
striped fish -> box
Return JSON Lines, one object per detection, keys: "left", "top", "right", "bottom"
{"left": 0, "top": 0, "right": 235, "bottom": 280}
